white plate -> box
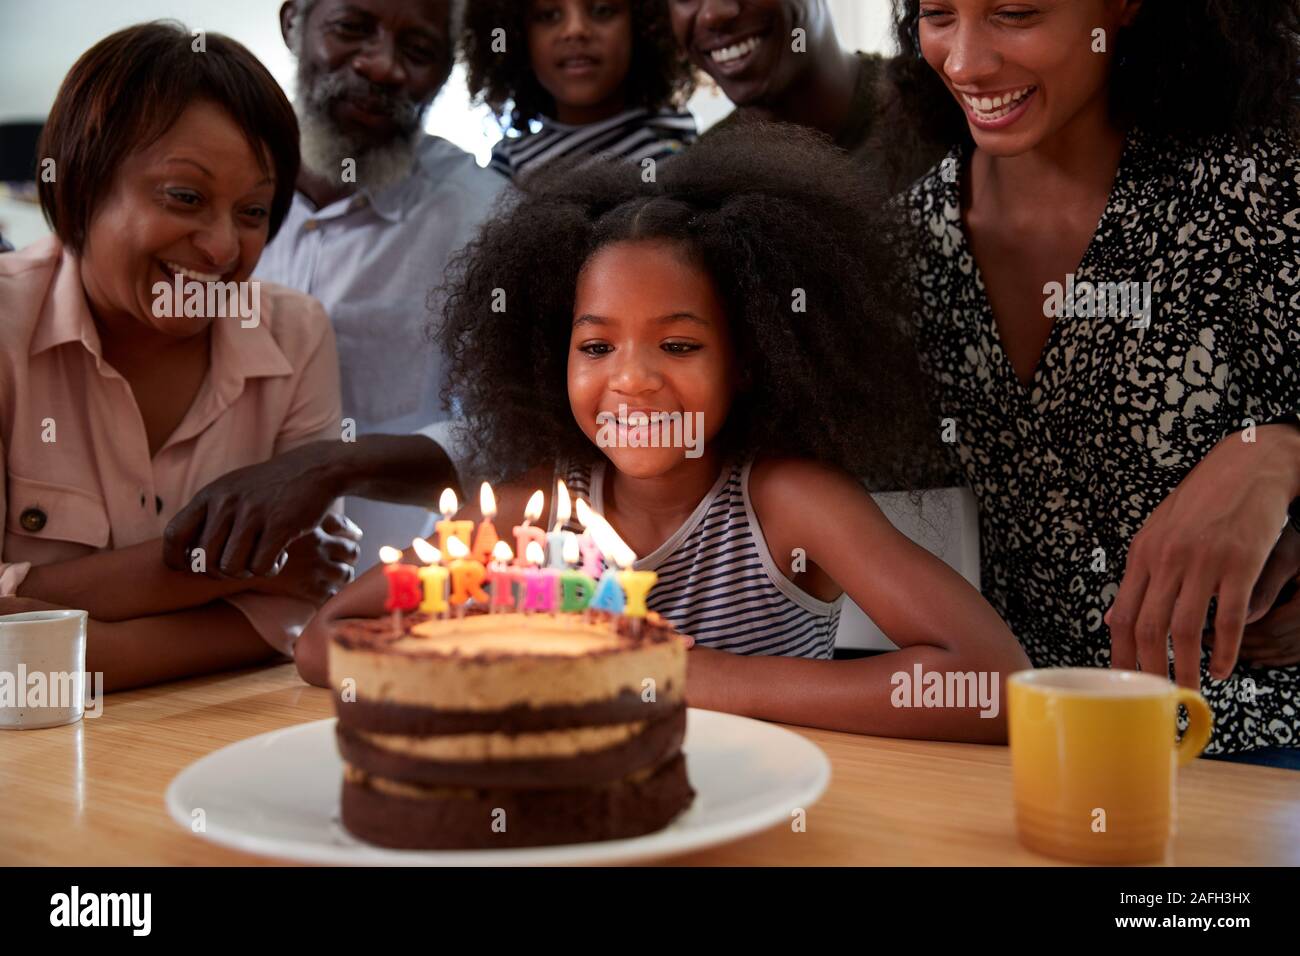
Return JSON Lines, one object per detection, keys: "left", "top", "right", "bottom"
{"left": 166, "top": 708, "right": 831, "bottom": 865}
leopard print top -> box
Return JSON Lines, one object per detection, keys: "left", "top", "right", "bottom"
{"left": 902, "top": 126, "right": 1300, "bottom": 754}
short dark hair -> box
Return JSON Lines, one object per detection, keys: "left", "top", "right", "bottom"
{"left": 437, "top": 123, "right": 939, "bottom": 492}
{"left": 461, "top": 0, "right": 695, "bottom": 133}
{"left": 38, "top": 21, "right": 300, "bottom": 253}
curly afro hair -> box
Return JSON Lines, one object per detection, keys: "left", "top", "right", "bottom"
{"left": 877, "top": 0, "right": 1300, "bottom": 186}
{"left": 461, "top": 0, "right": 695, "bottom": 132}
{"left": 436, "top": 123, "right": 944, "bottom": 491}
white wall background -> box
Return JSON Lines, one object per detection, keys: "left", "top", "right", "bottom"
{"left": 0, "top": 0, "right": 896, "bottom": 244}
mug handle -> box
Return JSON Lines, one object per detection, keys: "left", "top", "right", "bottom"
{"left": 1174, "top": 688, "right": 1213, "bottom": 765}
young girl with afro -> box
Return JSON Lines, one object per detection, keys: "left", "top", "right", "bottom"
{"left": 295, "top": 125, "right": 1030, "bottom": 742}
{"left": 462, "top": 0, "right": 697, "bottom": 180}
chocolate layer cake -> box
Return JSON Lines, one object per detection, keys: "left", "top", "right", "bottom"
{"left": 330, "top": 609, "right": 694, "bottom": 849}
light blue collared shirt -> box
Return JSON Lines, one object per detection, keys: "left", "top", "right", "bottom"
{"left": 255, "top": 135, "right": 506, "bottom": 568}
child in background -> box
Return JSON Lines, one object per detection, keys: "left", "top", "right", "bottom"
{"left": 296, "top": 125, "right": 1029, "bottom": 742}
{"left": 463, "top": 0, "right": 696, "bottom": 179}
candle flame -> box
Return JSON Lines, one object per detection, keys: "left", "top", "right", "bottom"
{"left": 411, "top": 537, "right": 440, "bottom": 565}
{"left": 524, "top": 489, "right": 544, "bottom": 522}
{"left": 583, "top": 507, "right": 637, "bottom": 569}
{"left": 554, "top": 480, "right": 571, "bottom": 526}
{"left": 438, "top": 487, "right": 458, "bottom": 518}
{"left": 562, "top": 533, "right": 580, "bottom": 565}
{"left": 445, "top": 535, "right": 470, "bottom": 559}
{"left": 378, "top": 545, "right": 403, "bottom": 565}
{"left": 575, "top": 497, "right": 593, "bottom": 528}
{"left": 525, "top": 540, "right": 547, "bottom": 565}
{"left": 491, "top": 540, "right": 514, "bottom": 563}
{"left": 479, "top": 481, "right": 496, "bottom": 518}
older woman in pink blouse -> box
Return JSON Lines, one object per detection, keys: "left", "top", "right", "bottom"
{"left": 0, "top": 23, "right": 359, "bottom": 690}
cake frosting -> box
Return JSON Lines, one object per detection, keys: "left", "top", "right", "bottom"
{"left": 330, "top": 608, "right": 694, "bottom": 849}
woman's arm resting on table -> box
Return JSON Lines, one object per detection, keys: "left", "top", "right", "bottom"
{"left": 18, "top": 539, "right": 252, "bottom": 621}
{"left": 691, "top": 459, "right": 1030, "bottom": 743}
{"left": 0, "top": 596, "right": 280, "bottom": 692}
{"left": 88, "top": 602, "right": 281, "bottom": 692}
{"left": 16, "top": 519, "right": 360, "bottom": 623}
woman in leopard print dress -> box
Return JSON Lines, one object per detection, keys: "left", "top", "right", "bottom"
{"left": 881, "top": 1, "right": 1300, "bottom": 756}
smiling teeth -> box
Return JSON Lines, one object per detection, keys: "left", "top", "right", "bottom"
{"left": 961, "top": 85, "right": 1035, "bottom": 119}
{"left": 711, "top": 36, "right": 761, "bottom": 63}
{"left": 164, "top": 260, "right": 223, "bottom": 282}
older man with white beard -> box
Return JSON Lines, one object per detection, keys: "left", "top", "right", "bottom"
{"left": 163, "top": 0, "right": 505, "bottom": 578}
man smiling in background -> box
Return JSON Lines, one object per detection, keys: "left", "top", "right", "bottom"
{"left": 670, "top": 0, "right": 882, "bottom": 161}
{"left": 165, "top": 0, "right": 504, "bottom": 577}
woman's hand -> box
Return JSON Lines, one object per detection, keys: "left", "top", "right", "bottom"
{"left": 1238, "top": 527, "right": 1300, "bottom": 668}
{"left": 1108, "top": 424, "right": 1300, "bottom": 688}
{"left": 251, "top": 513, "right": 361, "bottom": 605}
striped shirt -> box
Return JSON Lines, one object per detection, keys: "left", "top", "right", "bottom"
{"left": 490, "top": 108, "right": 697, "bottom": 180}
{"left": 552, "top": 459, "right": 842, "bottom": 659}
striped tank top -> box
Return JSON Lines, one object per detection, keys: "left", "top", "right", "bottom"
{"left": 551, "top": 459, "right": 843, "bottom": 659}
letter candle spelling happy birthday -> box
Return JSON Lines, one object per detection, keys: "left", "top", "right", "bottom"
{"left": 547, "top": 480, "right": 577, "bottom": 569}
{"left": 471, "top": 482, "right": 500, "bottom": 563}
{"left": 512, "top": 490, "right": 546, "bottom": 567}
{"left": 380, "top": 545, "right": 421, "bottom": 636}
{"left": 435, "top": 487, "right": 473, "bottom": 556}
{"left": 446, "top": 535, "right": 489, "bottom": 613}
{"left": 487, "top": 540, "right": 516, "bottom": 613}
{"left": 411, "top": 537, "right": 448, "bottom": 618}
{"left": 377, "top": 486, "right": 658, "bottom": 636}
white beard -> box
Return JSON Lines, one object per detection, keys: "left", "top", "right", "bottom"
{"left": 295, "top": 103, "right": 420, "bottom": 193}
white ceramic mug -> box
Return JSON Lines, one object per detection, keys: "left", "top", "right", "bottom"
{"left": 0, "top": 609, "right": 89, "bottom": 729}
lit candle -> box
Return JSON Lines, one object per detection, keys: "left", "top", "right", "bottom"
{"left": 588, "top": 567, "right": 626, "bottom": 615}
{"left": 556, "top": 534, "right": 594, "bottom": 611}
{"left": 435, "top": 487, "right": 473, "bottom": 557}
{"left": 562, "top": 533, "right": 580, "bottom": 567}
{"left": 411, "top": 536, "right": 448, "bottom": 617}
{"left": 522, "top": 540, "right": 558, "bottom": 611}
{"left": 587, "top": 511, "right": 655, "bottom": 635}
{"left": 547, "top": 480, "right": 577, "bottom": 569}
{"left": 618, "top": 568, "right": 658, "bottom": 620}
{"left": 560, "top": 581, "right": 597, "bottom": 615}
{"left": 380, "top": 545, "right": 421, "bottom": 636}
{"left": 513, "top": 489, "right": 546, "bottom": 566}
{"left": 574, "top": 498, "right": 605, "bottom": 577}
{"left": 446, "top": 535, "right": 489, "bottom": 611}
{"left": 488, "top": 540, "right": 516, "bottom": 613}
{"left": 471, "top": 481, "right": 500, "bottom": 563}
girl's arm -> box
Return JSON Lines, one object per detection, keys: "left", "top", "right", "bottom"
{"left": 294, "top": 464, "right": 557, "bottom": 686}
{"left": 0, "top": 596, "right": 280, "bottom": 692}
{"left": 685, "top": 458, "right": 1029, "bottom": 743}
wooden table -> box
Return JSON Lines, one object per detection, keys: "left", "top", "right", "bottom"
{"left": 2, "top": 663, "right": 1297, "bottom": 866}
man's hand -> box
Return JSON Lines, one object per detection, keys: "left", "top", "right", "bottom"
{"left": 1108, "top": 424, "right": 1300, "bottom": 688}
{"left": 251, "top": 514, "right": 361, "bottom": 605}
{"left": 163, "top": 434, "right": 459, "bottom": 578}
{"left": 163, "top": 441, "right": 344, "bottom": 578}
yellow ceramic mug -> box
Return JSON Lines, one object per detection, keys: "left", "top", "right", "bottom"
{"left": 1008, "top": 668, "right": 1213, "bottom": 864}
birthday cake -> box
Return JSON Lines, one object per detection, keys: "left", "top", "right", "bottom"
{"left": 329, "top": 608, "right": 694, "bottom": 849}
